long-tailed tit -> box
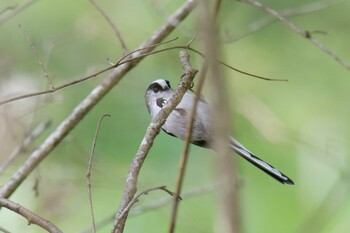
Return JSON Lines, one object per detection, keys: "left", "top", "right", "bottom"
{"left": 145, "top": 79, "right": 294, "bottom": 185}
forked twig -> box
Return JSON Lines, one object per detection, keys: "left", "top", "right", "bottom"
{"left": 79, "top": 183, "right": 218, "bottom": 233}
{"left": 240, "top": 0, "right": 350, "bottom": 71}
{"left": 117, "top": 186, "right": 179, "bottom": 225}
{"left": 0, "top": 37, "right": 179, "bottom": 107}
{"left": 225, "top": 0, "right": 345, "bottom": 42}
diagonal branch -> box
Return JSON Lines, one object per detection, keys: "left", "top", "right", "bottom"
{"left": 240, "top": 0, "right": 350, "bottom": 71}
{"left": 0, "top": 0, "right": 198, "bottom": 199}
{"left": 0, "top": 0, "right": 40, "bottom": 26}
{"left": 0, "top": 197, "right": 62, "bottom": 233}
{"left": 112, "top": 50, "right": 198, "bottom": 233}
{"left": 226, "top": 0, "right": 345, "bottom": 42}
{"left": 0, "top": 120, "right": 51, "bottom": 175}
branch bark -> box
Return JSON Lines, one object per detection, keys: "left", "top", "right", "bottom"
{"left": 0, "top": 0, "right": 197, "bottom": 199}
{"left": 0, "top": 197, "right": 62, "bottom": 233}
{"left": 168, "top": 52, "right": 204, "bottom": 233}
{"left": 112, "top": 50, "right": 198, "bottom": 233}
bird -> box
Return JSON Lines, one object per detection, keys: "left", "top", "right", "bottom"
{"left": 145, "top": 79, "right": 294, "bottom": 185}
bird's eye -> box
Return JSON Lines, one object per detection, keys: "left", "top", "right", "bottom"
{"left": 153, "top": 87, "right": 159, "bottom": 93}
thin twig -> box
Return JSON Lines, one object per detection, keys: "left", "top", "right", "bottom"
{"left": 0, "top": 197, "right": 63, "bottom": 233}
{"left": 117, "top": 186, "right": 178, "bottom": 225}
{"left": 0, "top": 37, "right": 179, "bottom": 107}
{"left": 112, "top": 50, "right": 198, "bottom": 233}
{"left": 86, "top": 114, "right": 111, "bottom": 233}
{"left": 240, "top": 0, "right": 350, "bottom": 71}
{"left": 225, "top": 0, "right": 345, "bottom": 42}
{"left": 0, "top": 120, "right": 51, "bottom": 175}
{"left": 0, "top": 38, "right": 284, "bottom": 107}
{"left": 0, "top": 0, "right": 197, "bottom": 200}
{"left": 90, "top": 0, "right": 128, "bottom": 54}
{"left": 168, "top": 51, "right": 206, "bottom": 233}
{"left": 79, "top": 183, "right": 218, "bottom": 233}
{"left": 0, "top": 0, "right": 40, "bottom": 26}
{"left": 19, "top": 24, "right": 54, "bottom": 89}
{"left": 186, "top": 47, "right": 287, "bottom": 81}
{"left": 115, "top": 45, "right": 287, "bottom": 81}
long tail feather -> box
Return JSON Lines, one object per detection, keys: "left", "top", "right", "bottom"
{"left": 229, "top": 137, "right": 294, "bottom": 185}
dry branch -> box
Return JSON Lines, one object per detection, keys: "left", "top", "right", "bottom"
{"left": 0, "top": 197, "right": 63, "bottom": 233}
{"left": 79, "top": 183, "right": 217, "bottom": 233}
{"left": 240, "top": 0, "right": 350, "bottom": 71}
{"left": 116, "top": 186, "right": 177, "bottom": 227}
{"left": 0, "top": 0, "right": 197, "bottom": 199}
{"left": 0, "top": 40, "right": 284, "bottom": 107}
{"left": 168, "top": 51, "right": 204, "bottom": 233}
{"left": 199, "top": 1, "right": 239, "bottom": 232}
{"left": 112, "top": 50, "right": 198, "bottom": 233}
{"left": 225, "top": 0, "right": 345, "bottom": 42}
{"left": 0, "top": 0, "right": 40, "bottom": 25}
{"left": 0, "top": 120, "right": 51, "bottom": 175}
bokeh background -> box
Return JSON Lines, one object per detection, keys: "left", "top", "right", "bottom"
{"left": 1, "top": 0, "right": 350, "bottom": 232}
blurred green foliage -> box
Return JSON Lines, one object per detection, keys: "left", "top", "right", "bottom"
{"left": 1, "top": 0, "right": 350, "bottom": 232}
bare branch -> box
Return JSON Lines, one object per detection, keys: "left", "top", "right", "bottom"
{"left": 225, "top": 0, "right": 345, "bottom": 42}
{"left": 131, "top": 183, "right": 217, "bottom": 216}
{"left": 0, "top": 0, "right": 40, "bottom": 26}
{"left": 0, "top": 226, "right": 11, "bottom": 233}
{"left": 18, "top": 24, "right": 54, "bottom": 89}
{"left": 240, "top": 0, "right": 350, "bottom": 71}
{"left": 79, "top": 183, "right": 217, "bottom": 233}
{"left": 199, "top": 1, "right": 239, "bottom": 232}
{"left": 0, "top": 37, "right": 179, "bottom": 106}
{"left": 0, "top": 197, "right": 63, "bottom": 233}
{"left": 112, "top": 51, "right": 198, "bottom": 233}
{"left": 86, "top": 114, "right": 111, "bottom": 233}
{"left": 0, "top": 0, "right": 197, "bottom": 199}
{"left": 116, "top": 186, "right": 177, "bottom": 227}
{"left": 168, "top": 51, "right": 204, "bottom": 233}
{"left": 0, "top": 120, "right": 51, "bottom": 175}
{"left": 0, "top": 37, "right": 284, "bottom": 107}
{"left": 118, "top": 45, "right": 287, "bottom": 81}
{"left": 90, "top": 0, "right": 128, "bottom": 54}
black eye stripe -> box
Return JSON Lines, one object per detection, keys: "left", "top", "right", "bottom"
{"left": 148, "top": 83, "right": 163, "bottom": 93}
